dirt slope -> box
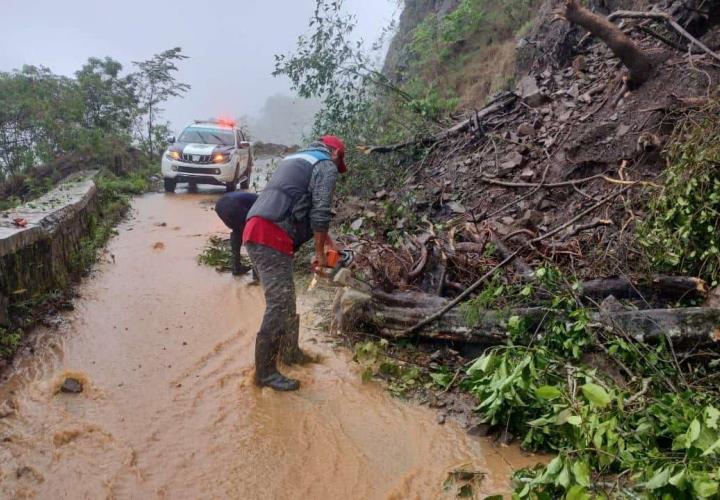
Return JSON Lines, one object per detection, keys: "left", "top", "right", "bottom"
{"left": 336, "top": 0, "right": 720, "bottom": 294}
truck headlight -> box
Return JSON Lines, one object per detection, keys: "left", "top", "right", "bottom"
{"left": 213, "top": 153, "right": 230, "bottom": 164}
{"left": 165, "top": 150, "right": 181, "bottom": 161}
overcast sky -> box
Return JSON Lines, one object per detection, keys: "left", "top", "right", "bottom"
{"left": 0, "top": 0, "right": 398, "bottom": 133}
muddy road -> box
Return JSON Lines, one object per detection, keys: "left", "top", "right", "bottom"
{"left": 0, "top": 183, "right": 535, "bottom": 499}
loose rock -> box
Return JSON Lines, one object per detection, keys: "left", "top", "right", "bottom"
{"left": 60, "top": 377, "right": 83, "bottom": 394}
{"left": 517, "top": 123, "right": 536, "bottom": 137}
{"left": 517, "top": 75, "right": 549, "bottom": 108}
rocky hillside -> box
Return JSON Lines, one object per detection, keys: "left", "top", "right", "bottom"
{"left": 341, "top": 0, "right": 720, "bottom": 292}
{"left": 383, "top": 0, "right": 460, "bottom": 80}
{"left": 382, "top": 0, "right": 542, "bottom": 109}
{"left": 332, "top": 2, "right": 720, "bottom": 495}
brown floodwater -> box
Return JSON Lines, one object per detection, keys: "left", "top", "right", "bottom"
{"left": 0, "top": 187, "right": 537, "bottom": 499}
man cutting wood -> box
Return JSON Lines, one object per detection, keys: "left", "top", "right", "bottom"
{"left": 243, "top": 135, "right": 347, "bottom": 391}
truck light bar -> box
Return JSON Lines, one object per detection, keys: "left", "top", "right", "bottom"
{"left": 193, "top": 118, "right": 237, "bottom": 127}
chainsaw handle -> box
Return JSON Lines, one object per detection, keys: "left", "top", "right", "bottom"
{"left": 311, "top": 263, "right": 334, "bottom": 278}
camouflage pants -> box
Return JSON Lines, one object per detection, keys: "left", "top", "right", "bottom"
{"left": 245, "top": 242, "right": 296, "bottom": 370}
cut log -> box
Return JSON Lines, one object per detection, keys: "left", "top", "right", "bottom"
{"left": 598, "top": 307, "right": 720, "bottom": 344}
{"left": 577, "top": 275, "right": 708, "bottom": 301}
{"left": 335, "top": 288, "right": 720, "bottom": 347}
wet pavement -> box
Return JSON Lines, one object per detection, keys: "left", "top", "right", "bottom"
{"left": 0, "top": 185, "right": 536, "bottom": 499}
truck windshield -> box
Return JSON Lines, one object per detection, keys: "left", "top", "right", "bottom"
{"left": 178, "top": 127, "right": 235, "bottom": 146}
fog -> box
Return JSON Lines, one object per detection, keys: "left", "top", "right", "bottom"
{"left": 0, "top": 0, "right": 398, "bottom": 143}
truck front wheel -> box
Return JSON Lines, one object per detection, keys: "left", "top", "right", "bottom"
{"left": 164, "top": 177, "right": 176, "bottom": 193}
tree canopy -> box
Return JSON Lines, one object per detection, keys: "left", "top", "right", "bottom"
{"left": 0, "top": 48, "right": 190, "bottom": 184}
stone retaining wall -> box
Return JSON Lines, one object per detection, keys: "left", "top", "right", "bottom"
{"left": 0, "top": 171, "right": 99, "bottom": 326}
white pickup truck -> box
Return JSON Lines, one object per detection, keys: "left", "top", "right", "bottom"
{"left": 161, "top": 119, "right": 253, "bottom": 193}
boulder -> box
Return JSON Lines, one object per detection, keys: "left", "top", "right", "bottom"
{"left": 517, "top": 75, "right": 549, "bottom": 108}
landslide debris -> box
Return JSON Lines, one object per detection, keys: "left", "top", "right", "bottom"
{"left": 328, "top": 1, "right": 720, "bottom": 497}
{"left": 335, "top": 0, "right": 720, "bottom": 297}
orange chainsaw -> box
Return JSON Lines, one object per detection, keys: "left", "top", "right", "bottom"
{"left": 311, "top": 248, "right": 354, "bottom": 280}
{"left": 309, "top": 246, "right": 375, "bottom": 292}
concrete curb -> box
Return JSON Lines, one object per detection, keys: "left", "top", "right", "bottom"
{"left": 0, "top": 171, "right": 99, "bottom": 326}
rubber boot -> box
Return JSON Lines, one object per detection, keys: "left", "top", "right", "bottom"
{"left": 230, "top": 231, "right": 247, "bottom": 276}
{"left": 249, "top": 265, "right": 260, "bottom": 286}
{"left": 281, "top": 314, "right": 316, "bottom": 365}
{"left": 255, "top": 330, "right": 300, "bottom": 391}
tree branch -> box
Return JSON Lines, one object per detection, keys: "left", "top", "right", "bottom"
{"left": 608, "top": 9, "right": 720, "bottom": 63}
{"left": 401, "top": 187, "right": 631, "bottom": 335}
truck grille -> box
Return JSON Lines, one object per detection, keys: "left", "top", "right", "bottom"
{"left": 181, "top": 153, "right": 213, "bottom": 164}
{"left": 177, "top": 166, "right": 221, "bottom": 175}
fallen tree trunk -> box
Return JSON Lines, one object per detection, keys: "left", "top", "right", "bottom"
{"left": 577, "top": 275, "right": 708, "bottom": 302}
{"left": 559, "top": 0, "right": 653, "bottom": 86}
{"left": 598, "top": 307, "right": 720, "bottom": 344}
{"left": 334, "top": 288, "right": 720, "bottom": 347}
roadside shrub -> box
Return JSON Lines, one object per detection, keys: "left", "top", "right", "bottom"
{"left": 638, "top": 102, "right": 720, "bottom": 286}
{"left": 0, "top": 328, "right": 22, "bottom": 358}
{"left": 459, "top": 266, "right": 720, "bottom": 498}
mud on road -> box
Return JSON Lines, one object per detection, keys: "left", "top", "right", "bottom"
{"left": 0, "top": 186, "right": 535, "bottom": 499}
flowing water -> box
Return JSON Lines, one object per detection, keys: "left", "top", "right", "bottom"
{"left": 0, "top": 185, "right": 536, "bottom": 499}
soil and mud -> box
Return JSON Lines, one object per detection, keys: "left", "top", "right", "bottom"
{"left": 0, "top": 182, "right": 537, "bottom": 499}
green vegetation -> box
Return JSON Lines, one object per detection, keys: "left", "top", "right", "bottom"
{"left": 404, "top": 0, "right": 537, "bottom": 110}
{"left": 273, "top": 0, "right": 540, "bottom": 203}
{"left": 198, "top": 236, "right": 234, "bottom": 272}
{"left": 0, "top": 48, "right": 189, "bottom": 207}
{"left": 639, "top": 102, "right": 720, "bottom": 287}
{"left": 351, "top": 264, "right": 720, "bottom": 497}
{"left": 353, "top": 338, "right": 450, "bottom": 397}
{"left": 198, "top": 236, "right": 232, "bottom": 269}
{"left": 458, "top": 267, "right": 720, "bottom": 498}
{"left": 197, "top": 235, "right": 252, "bottom": 273}
{"left": 0, "top": 327, "right": 22, "bottom": 358}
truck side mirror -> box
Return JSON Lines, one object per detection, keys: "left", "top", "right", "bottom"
{"left": 239, "top": 141, "right": 251, "bottom": 149}
{"left": 167, "top": 136, "right": 176, "bottom": 144}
